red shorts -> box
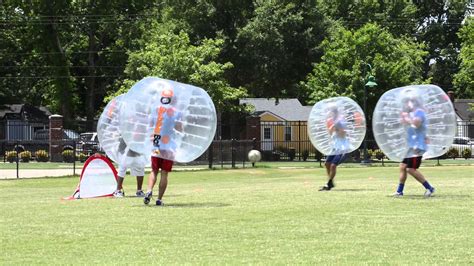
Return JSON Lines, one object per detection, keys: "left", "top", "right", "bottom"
{"left": 151, "top": 156, "right": 174, "bottom": 172}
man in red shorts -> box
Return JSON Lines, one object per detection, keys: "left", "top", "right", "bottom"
{"left": 143, "top": 152, "right": 173, "bottom": 206}
{"left": 143, "top": 87, "right": 181, "bottom": 206}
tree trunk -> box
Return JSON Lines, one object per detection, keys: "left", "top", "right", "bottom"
{"left": 86, "top": 27, "right": 97, "bottom": 132}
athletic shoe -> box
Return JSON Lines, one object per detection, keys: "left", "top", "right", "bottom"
{"left": 424, "top": 187, "right": 435, "bottom": 197}
{"left": 143, "top": 191, "right": 152, "bottom": 205}
{"left": 136, "top": 190, "right": 145, "bottom": 197}
{"left": 156, "top": 199, "right": 164, "bottom": 206}
{"left": 113, "top": 190, "right": 125, "bottom": 198}
{"left": 318, "top": 185, "right": 332, "bottom": 191}
{"left": 393, "top": 192, "right": 403, "bottom": 197}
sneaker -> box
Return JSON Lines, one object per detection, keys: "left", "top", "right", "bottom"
{"left": 424, "top": 187, "right": 435, "bottom": 197}
{"left": 136, "top": 190, "right": 145, "bottom": 197}
{"left": 113, "top": 190, "right": 125, "bottom": 198}
{"left": 156, "top": 199, "right": 164, "bottom": 206}
{"left": 143, "top": 191, "right": 152, "bottom": 205}
{"left": 393, "top": 192, "right": 403, "bottom": 197}
{"left": 319, "top": 185, "right": 332, "bottom": 191}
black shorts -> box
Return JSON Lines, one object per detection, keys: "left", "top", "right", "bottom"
{"left": 402, "top": 156, "right": 422, "bottom": 169}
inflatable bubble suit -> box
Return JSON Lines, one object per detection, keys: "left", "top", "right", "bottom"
{"left": 372, "top": 85, "right": 456, "bottom": 162}
{"left": 308, "top": 97, "right": 366, "bottom": 155}
{"left": 97, "top": 94, "right": 147, "bottom": 168}
{"left": 118, "top": 77, "right": 217, "bottom": 163}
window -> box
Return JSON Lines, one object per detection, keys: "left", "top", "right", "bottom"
{"left": 285, "top": 126, "right": 291, "bottom": 141}
{"left": 264, "top": 127, "right": 271, "bottom": 140}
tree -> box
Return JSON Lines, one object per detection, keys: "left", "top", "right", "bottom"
{"left": 113, "top": 24, "right": 246, "bottom": 112}
{"left": 453, "top": 17, "right": 474, "bottom": 99}
{"left": 414, "top": 1, "right": 468, "bottom": 90}
{"left": 235, "top": 0, "right": 328, "bottom": 101}
{"left": 317, "top": 0, "right": 418, "bottom": 36}
{"left": 301, "top": 23, "right": 427, "bottom": 117}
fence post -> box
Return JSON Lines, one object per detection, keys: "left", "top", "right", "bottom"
{"left": 16, "top": 140, "right": 19, "bottom": 179}
{"left": 231, "top": 139, "right": 236, "bottom": 168}
{"left": 73, "top": 140, "right": 76, "bottom": 176}
{"left": 298, "top": 121, "right": 302, "bottom": 161}
{"left": 208, "top": 141, "right": 213, "bottom": 169}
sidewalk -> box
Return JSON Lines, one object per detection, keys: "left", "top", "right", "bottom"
{"left": 0, "top": 166, "right": 206, "bottom": 179}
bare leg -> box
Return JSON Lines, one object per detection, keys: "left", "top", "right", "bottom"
{"left": 407, "top": 168, "right": 427, "bottom": 184}
{"left": 325, "top": 162, "right": 331, "bottom": 177}
{"left": 158, "top": 170, "right": 169, "bottom": 200}
{"left": 116, "top": 176, "right": 124, "bottom": 190}
{"left": 329, "top": 164, "right": 337, "bottom": 181}
{"left": 136, "top": 176, "right": 144, "bottom": 191}
{"left": 399, "top": 163, "right": 408, "bottom": 184}
{"left": 146, "top": 171, "right": 157, "bottom": 193}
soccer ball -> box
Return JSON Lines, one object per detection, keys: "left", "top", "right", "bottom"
{"left": 248, "top": 150, "right": 262, "bottom": 163}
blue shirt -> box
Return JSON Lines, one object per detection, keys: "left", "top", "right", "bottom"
{"left": 406, "top": 108, "right": 427, "bottom": 156}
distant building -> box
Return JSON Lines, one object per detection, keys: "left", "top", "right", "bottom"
{"left": 240, "top": 98, "right": 312, "bottom": 152}
{"left": 0, "top": 104, "right": 51, "bottom": 140}
{"left": 453, "top": 99, "right": 474, "bottom": 138}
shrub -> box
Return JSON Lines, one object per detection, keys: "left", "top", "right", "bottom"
{"left": 78, "top": 153, "right": 88, "bottom": 162}
{"left": 35, "top": 150, "right": 49, "bottom": 162}
{"left": 462, "top": 148, "right": 472, "bottom": 159}
{"left": 367, "top": 149, "right": 374, "bottom": 159}
{"left": 288, "top": 147, "right": 296, "bottom": 161}
{"left": 374, "top": 149, "right": 385, "bottom": 160}
{"left": 446, "top": 147, "right": 459, "bottom": 159}
{"left": 302, "top": 150, "right": 309, "bottom": 161}
{"left": 19, "top": 151, "right": 32, "bottom": 162}
{"left": 315, "top": 149, "right": 323, "bottom": 162}
{"left": 5, "top": 151, "right": 17, "bottom": 163}
{"left": 62, "top": 150, "right": 75, "bottom": 163}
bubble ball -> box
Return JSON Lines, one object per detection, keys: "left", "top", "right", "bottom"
{"left": 372, "top": 84, "right": 456, "bottom": 162}
{"left": 308, "top": 97, "right": 366, "bottom": 155}
{"left": 248, "top": 150, "right": 262, "bottom": 163}
{"left": 119, "top": 77, "right": 217, "bottom": 163}
{"left": 97, "top": 94, "right": 147, "bottom": 168}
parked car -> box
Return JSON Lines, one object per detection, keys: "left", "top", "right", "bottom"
{"left": 33, "top": 129, "right": 79, "bottom": 142}
{"left": 451, "top": 136, "right": 473, "bottom": 154}
{"left": 76, "top": 132, "right": 101, "bottom": 155}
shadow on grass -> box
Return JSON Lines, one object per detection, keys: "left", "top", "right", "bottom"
{"left": 386, "top": 194, "right": 471, "bottom": 200}
{"left": 329, "top": 188, "right": 378, "bottom": 192}
{"left": 133, "top": 202, "right": 231, "bottom": 208}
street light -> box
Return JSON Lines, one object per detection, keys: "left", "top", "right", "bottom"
{"left": 362, "top": 69, "right": 377, "bottom": 164}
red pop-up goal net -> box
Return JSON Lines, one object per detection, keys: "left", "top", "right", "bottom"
{"left": 64, "top": 154, "right": 118, "bottom": 200}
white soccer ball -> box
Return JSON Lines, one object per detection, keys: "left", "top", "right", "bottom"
{"left": 248, "top": 150, "right": 262, "bottom": 163}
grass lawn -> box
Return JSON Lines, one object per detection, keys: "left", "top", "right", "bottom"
{"left": 0, "top": 165, "right": 472, "bottom": 264}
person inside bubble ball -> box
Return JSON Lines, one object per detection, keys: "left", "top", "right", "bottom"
{"left": 144, "top": 88, "right": 183, "bottom": 206}
{"left": 319, "top": 105, "right": 349, "bottom": 191}
{"left": 394, "top": 96, "right": 435, "bottom": 197}
{"left": 113, "top": 138, "right": 146, "bottom": 198}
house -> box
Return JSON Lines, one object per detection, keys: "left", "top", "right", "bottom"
{"left": 453, "top": 99, "right": 474, "bottom": 139}
{"left": 0, "top": 104, "right": 51, "bottom": 140}
{"left": 240, "top": 98, "right": 312, "bottom": 152}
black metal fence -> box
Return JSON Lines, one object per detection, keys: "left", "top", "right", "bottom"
{"left": 1, "top": 120, "right": 473, "bottom": 167}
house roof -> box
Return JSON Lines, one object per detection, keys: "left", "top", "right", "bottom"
{"left": 240, "top": 98, "right": 312, "bottom": 121}
{"left": 0, "top": 104, "right": 51, "bottom": 121}
{"left": 454, "top": 99, "right": 474, "bottom": 121}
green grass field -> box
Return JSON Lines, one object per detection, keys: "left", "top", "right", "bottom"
{"left": 0, "top": 165, "right": 473, "bottom": 264}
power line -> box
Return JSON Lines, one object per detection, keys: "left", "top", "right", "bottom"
{"left": 0, "top": 75, "right": 122, "bottom": 79}
{"left": 0, "top": 65, "right": 125, "bottom": 68}
{"left": 0, "top": 50, "right": 130, "bottom": 55}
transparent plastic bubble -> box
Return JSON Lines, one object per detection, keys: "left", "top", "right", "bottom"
{"left": 97, "top": 94, "right": 147, "bottom": 168}
{"left": 119, "top": 77, "right": 217, "bottom": 163}
{"left": 308, "top": 97, "right": 366, "bottom": 155}
{"left": 372, "top": 85, "right": 456, "bottom": 162}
